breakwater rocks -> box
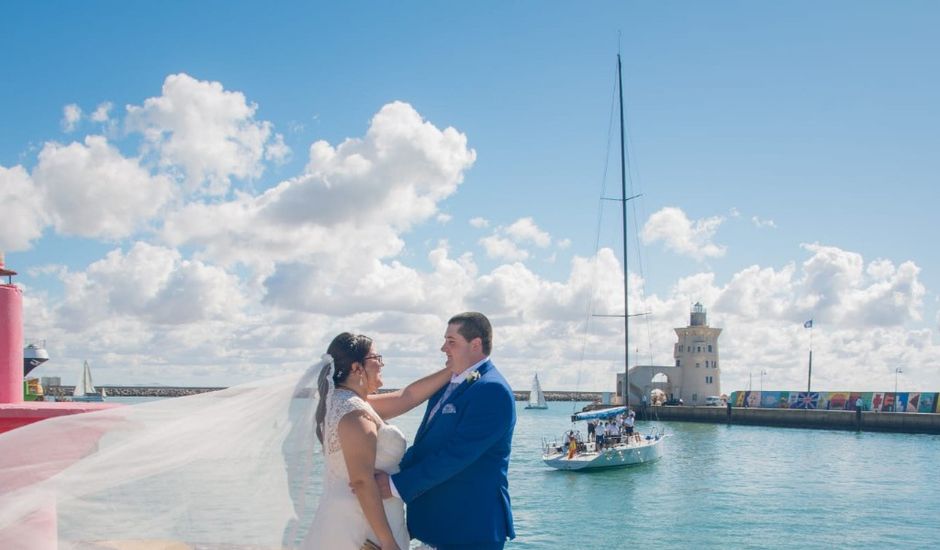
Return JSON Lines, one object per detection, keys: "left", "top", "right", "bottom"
{"left": 514, "top": 391, "right": 602, "bottom": 402}
{"left": 46, "top": 386, "right": 224, "bottom": 398}
{"left": 46, "top": 386, "right": 601, "bottom": 402}
{"left": 652, "top": 405, "right": 940, "bottom": 435}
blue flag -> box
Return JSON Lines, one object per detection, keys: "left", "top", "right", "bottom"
{"left": 804, "top": 319, "right": 813, "bottom": 328}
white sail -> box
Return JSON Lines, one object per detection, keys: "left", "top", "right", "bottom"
{"left": 73, "top": 360, "right": 96, "bottom": 396}
{"left": 527, "top": 373, "right": 548, "bottom": 409}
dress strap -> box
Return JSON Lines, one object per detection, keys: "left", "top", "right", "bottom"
{"left": 325, "top": 388, "right": 381, "bottom": 454}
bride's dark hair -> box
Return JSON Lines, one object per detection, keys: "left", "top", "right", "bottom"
{"left": 315, "top": 332, "right": 373, "bottom": 444}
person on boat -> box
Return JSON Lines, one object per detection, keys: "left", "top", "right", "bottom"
{"left": 566, "top": 431, "right": 578, "bottom": 459}
{"left": 624, "top": 410, "right": 635, "bottom": 439}
{"left": 605, "top": 421, "right": 617, "bottom": 446}
{"left": 587, "top": 419, "right": 596, "bottom": 442}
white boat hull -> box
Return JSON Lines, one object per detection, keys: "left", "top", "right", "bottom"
{"left": 543, "top": 435, "right": 665, "bottom": 471}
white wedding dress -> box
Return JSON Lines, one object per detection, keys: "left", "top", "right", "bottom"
{"left": 303, "top": 387, "right": 410, "bottom": 549}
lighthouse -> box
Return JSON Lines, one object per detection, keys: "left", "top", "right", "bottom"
{"left": 673, "top": 303, "right": 722, "bottom": 405}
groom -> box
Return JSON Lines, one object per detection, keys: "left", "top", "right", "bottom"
{"left": 377, "top": 311, "right": 515, "bottom": 549}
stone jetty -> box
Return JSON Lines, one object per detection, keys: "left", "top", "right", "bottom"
{"left": 45, "top": 386, "right": 602, "bottom": 402}
{"left": 649, "top": 404, "right": 940, "bottom": 435}
{"left": 46, "top": 386, "right": 225, "bottom": 398}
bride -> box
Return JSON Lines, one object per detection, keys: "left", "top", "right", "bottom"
{"left": 304, "top": 332, "right": 451, "bottom": 550}
{"left": 0, "top": 333, "right": 449, "bottom": 549}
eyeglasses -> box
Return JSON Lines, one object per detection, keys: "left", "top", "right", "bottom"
{"left": 363, "top": 354, "right": 384, "bottom": 365}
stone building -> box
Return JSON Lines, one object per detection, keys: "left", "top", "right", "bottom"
{"left": 617, "top": 303, "right": 722, "bottom": 406}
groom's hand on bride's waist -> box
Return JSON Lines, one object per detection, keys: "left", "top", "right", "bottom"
{"left": 374, "top": 471, "right": 393, "bottom": 499}
{"left": 349, "top": 470, "right": 394, "bottom": 500}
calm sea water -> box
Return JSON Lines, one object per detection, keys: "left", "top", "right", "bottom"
{"left": 111, "top": 397, "right": 939, "bottom": 548}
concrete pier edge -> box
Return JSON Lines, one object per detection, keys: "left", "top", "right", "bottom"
{"left": 652, "top": 405, "right": 940, "bottom": 435}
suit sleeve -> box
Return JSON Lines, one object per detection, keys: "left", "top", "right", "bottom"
{"left": 392, "top": 381, "right": 513, "bottom": 503}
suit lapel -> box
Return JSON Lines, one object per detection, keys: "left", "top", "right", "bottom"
{"left": 414, "top": 383, "right": 449, "bottom": 443}
{"left": 416, "top": 360, "right": 494, "bottom": 440}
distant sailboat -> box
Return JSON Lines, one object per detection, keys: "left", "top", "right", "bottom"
{"left": 72, "top": 361, "right": 104, "bottom": 402}
{"left": 525, "top": 373, "right": 548, "bottom": 409}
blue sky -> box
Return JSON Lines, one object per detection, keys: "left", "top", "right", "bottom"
{"left": 2, "top": 1, "right": 938, "bottom": 393}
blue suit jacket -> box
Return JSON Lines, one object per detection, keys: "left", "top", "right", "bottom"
{"left": 392, "top": 360, "right": 516, "bottom": 546}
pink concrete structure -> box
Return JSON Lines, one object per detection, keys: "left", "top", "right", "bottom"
{"left": 0, "top": 255, "right": 119, "bottom": 435}
{"left": 0, "top": 255, "right": 123, "bottom": 547}
{"left": 0, "top": 282, "right": 22, "bottom": 404}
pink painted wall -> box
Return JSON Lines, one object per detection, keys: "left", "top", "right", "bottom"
{"left": 0, "top": 284, "right": 23, "bottom": 404}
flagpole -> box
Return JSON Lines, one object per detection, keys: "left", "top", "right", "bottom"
{"left": 807, "top": 322, "right": 813, "bottom": 393}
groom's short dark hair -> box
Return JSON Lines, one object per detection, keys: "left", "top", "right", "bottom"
{"left": 448, "top": 312, "right": 492, "bottom": 355}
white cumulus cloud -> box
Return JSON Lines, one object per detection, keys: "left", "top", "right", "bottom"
{"left": 641, "top": 206, "right": 726, "bottom": 259}
{"left": 31, "top": 136, "right": 175, "bottom": 240}
{"left": 9, "top": 78, "right": 940, "bottom": 394}
{"left": 61, "top": 104, "right": 82, "bottom": 132}
{"left": 752, "top": 216, "right": 777, "bottom": 229}
{"left": 505, "top": 217, "right": 551, "bottom": 247}
{"left": 56, "top": 242, "right": 246, "bottom": 329}
{"left": 799, "top": 243, "right": 925, "bottom": 327}
{"left": 158, "top": 102, "right": 477, "bottom": 314}
{"left": 0, "top": 165, "right": 48, "bottom": 250}
{"left": 477, "top": 217, "right": 554, "bottom": 262}
{"left": 91, "top": 102, "right": 113, "bottom": 122}
{"left": 479, "top": 235, "right": 528, "bottom": 262}
{"left": 126, "top": 73, "right": 290, "bottom": 195}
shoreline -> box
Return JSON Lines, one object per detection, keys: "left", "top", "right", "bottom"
{"left": 38, "top": 387, "right": 940, "bottom": 434}
{"left": 646, "top": 404, "right": 940, "bottom": 435}
{"left": 43, "top": 386, "right": 605, "bottom": 402}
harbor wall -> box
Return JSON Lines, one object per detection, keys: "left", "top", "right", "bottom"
{"left": 729, "top": 390, "right": 939, "bottom": 413}
{"left": 44, "top": 386, "right": 225, "bottom": 398}
{"left": 46, "top": 386, "right": 604, "bottom": 401}
{"left": 649, "top": 405, "right": 940, "bottom": 435}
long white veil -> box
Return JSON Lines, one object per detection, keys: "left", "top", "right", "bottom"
{"left": 0, "top": 356, "right": 331, "bottom": 550}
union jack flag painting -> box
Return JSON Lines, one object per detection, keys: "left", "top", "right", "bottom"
{"left": 791, "top": 392, "right": 820, "bottom": 409}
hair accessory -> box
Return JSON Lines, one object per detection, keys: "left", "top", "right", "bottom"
{"left": 322, "top": 354, "right": 336, "bottom": 394}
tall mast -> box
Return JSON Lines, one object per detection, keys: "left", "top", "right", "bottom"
{"left": 618, "top": 54, "right": 630, "bottom": 408}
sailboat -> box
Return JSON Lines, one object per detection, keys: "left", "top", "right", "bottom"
{"left": 525, "top": 373, "right": 548, "bottom": 409}
{"left": 542, "top": 54, "right": 665, "bottom": 471}
{"left": 71, "top": 361, "right": 105, "bottom": 402}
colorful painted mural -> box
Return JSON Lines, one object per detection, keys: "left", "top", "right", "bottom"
{"left": 790, "top": 392, "right": 820, "bottom": 409}
{"left": 727, "top": 391, "right": 940, "bottom": 413}
{"left": 918, "top": 393, "right": 936, "bottom": 413}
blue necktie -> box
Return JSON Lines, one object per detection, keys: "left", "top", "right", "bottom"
{"left": 427, "top": 381, "right": 460, "bottom": 421}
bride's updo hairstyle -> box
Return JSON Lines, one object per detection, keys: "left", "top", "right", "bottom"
{"left": 315, "top": 332, "right": 373, "bottom": 443}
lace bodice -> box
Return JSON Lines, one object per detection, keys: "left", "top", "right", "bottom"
{"left": 323, "top": 388, "right": 407, "bottom": 481}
